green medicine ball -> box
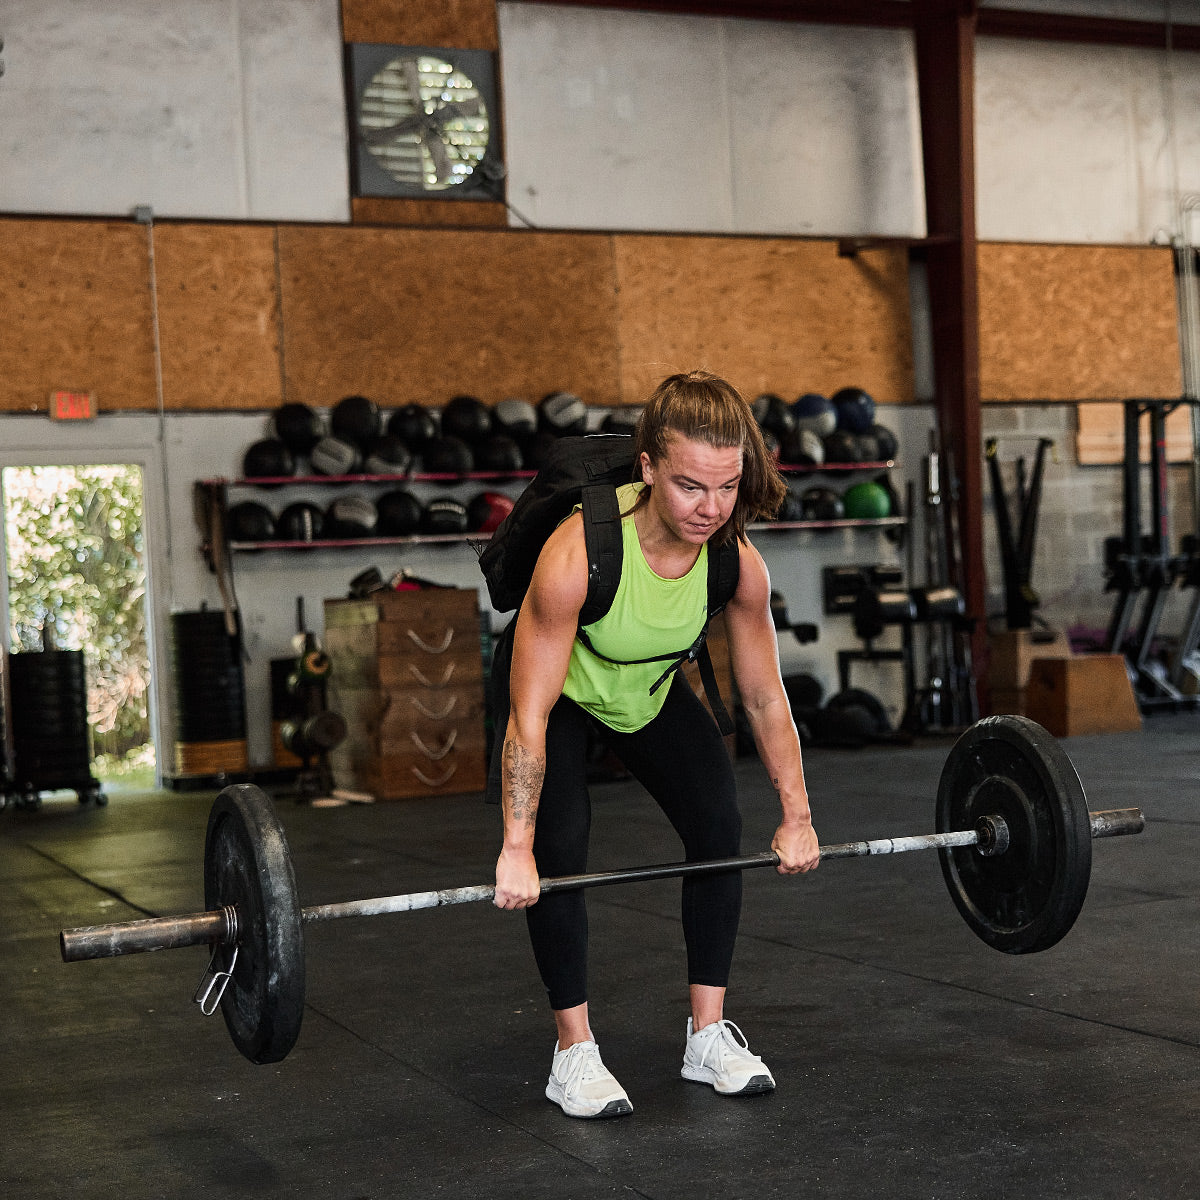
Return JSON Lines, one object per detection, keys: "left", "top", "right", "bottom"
{"left": 842, "top": 481, "right": 892, "bottom": 519}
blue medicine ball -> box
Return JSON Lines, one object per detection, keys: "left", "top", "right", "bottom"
{"left": 831, "top": 387, "right": 877, "bottom": 435}
{"left": 791, "top": 393, "right": 837, "bottom": 438}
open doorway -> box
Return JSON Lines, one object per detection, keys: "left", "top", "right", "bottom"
{"left": 2, "top": 463, "right": 155, "bottom": 792}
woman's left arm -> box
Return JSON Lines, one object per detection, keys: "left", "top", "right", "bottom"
{"left": 723, "top": 538, "right": 820, "bottom": 874}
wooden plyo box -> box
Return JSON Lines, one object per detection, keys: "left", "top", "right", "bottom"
{"left": 323, "top": 588, "right": 487, "bottom": 800}
{"left": 1024, "top": 654, "right": 1142, "bottom": 738}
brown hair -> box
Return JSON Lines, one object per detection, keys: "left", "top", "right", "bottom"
{"left": 631, "top": 370, "right": 787, "bottom": 544}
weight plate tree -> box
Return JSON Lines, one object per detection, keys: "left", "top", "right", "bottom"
{"left": 59, "top": 717, "right": 1144, "bottom": 1065}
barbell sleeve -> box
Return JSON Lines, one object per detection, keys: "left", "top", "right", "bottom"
{"left": 59, "top": 808, "right": 1144, "bottom": 963}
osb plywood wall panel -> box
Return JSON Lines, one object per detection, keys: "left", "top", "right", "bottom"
{"left": 277, "top": 226, "right": 621, "bottom": 406}
{"left": 612, "top": 237, "right": 914, "bottom": 407}
{"left": 352, "top": 197, "right": 507, "bottom": 227}
{"left": 978, "top": 243, "right": 1181, "bottom": 401}
{"left": 0, "top": 219, "right": 156, "bottom": 413}
{"left": 153, "top": 224, "right": 282, "bottom": 411}
{"left": 1076, "top": 402, "right": 1194, "bottom": 465}
{"left": 341, "top": 0, "right": 498, "bottom": 49}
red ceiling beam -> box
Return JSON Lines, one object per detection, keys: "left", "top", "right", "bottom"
{"left": 509, "top": 1, "right": 1200, "bottom": 50}
{"left": 912, "top": 0, "right": 988, "bottom": 678}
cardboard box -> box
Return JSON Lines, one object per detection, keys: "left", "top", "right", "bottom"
{"left": 988, "top": 687, "right": 1028, "bottom": 717}
{"left": 1024, "top": 654, "right": 1142, "bottom": 737}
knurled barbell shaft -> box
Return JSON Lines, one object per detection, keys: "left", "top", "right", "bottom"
{"left": 59, "top": 807, "right": 1144, "bottom": 963}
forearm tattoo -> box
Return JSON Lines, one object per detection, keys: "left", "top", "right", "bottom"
{"left": 502, "top": 739, "right": 545, "bottom": 832}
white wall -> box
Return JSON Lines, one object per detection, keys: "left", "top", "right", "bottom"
{"left": 497, "top": 5, "right": 926, "bottom": 237}
{"left": 0, "top": 0, "right": 349, "bottom": 221}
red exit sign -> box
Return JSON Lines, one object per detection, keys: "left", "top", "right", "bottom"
{"left": 50, "top": 390, "right": 97, "bottom": 420}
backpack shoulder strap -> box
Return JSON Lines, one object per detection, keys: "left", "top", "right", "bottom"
{"left": 707, "top": 537, "right": 741, "bottom": 616}
{"left": 578, "top": 483, "right": 624, "bottom": 627}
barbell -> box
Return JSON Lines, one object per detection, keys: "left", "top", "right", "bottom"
{"left": 59, "top": 715, "right": 1144, "bottom": 1066}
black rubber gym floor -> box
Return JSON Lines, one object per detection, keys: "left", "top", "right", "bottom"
{"left": 2, "top": 715, "right": 1197, "bottom": 1200}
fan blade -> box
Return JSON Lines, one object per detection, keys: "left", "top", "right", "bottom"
{"left": 360, "top": 112, "right": 424, "bottom": 145}
{"left": 432, "top": 96, "right": 485, "bottom": 123}
{"left": 422, "top": 127, "right": 453, "bottom": 185}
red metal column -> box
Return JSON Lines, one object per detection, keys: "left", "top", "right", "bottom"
{"left": 912, "top": 0, "right": 987, "bottom": 668}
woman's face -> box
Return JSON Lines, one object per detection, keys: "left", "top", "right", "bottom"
{"left": 640, "top": 433, "right": 742, "bottom": 545}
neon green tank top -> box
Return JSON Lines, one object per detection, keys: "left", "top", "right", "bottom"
{"left": 562, "top": 483, "right": 709, "bottom": 732}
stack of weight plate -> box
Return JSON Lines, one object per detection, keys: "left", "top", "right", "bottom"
{"left": 8, "top": 649, "right": 103, "bottom": 806}
{"left": 170, "top": 610, "right": 247, "bottom": 778}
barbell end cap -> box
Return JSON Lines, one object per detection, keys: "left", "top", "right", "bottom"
{"left": 975, "top": 814, "right": 1010, "bottom": 857}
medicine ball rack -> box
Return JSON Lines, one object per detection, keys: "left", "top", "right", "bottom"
{"left": 198, "top": 459, "right": 905, "bottom": 553}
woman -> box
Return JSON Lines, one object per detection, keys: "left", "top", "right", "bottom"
{"left": 494, "top": 370, "right": 820, "bottom": 1118}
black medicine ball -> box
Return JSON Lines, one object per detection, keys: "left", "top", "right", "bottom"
{"left": 420, "top": 436, "right": 475, "bottom": 476}
{"left": 376, "top": 488, "right": 423, "bottom": 536}
{"left": 273, "top": 403, "right": 325, "bottom": 454}
{"left": 600, "top": 407, "right": 641, "bottom": 437}
{"left": 493, "top": 397, "right": 538, "bottom": 442}
{"left": 275, "top": 501, "right": 324, "bottom": 543}
{"left": 780, "top": 427, "right": 825, "bottom": 467}
{"left": 243, "top": 438, "right": 295, "bottom": 480}
{"left": 331, "top": 394, "right": 382, "bottom": 449}
{"left": 539, "top": 391, "right": 588, "bottom": 436}
{"left": 387, "top": 404, "right": 439, "bottom": 448}
{"left": 871, "top": 423, "right": 899, "bottom": 461}
{"left": 441, "top": 395, "right": 493, "bottom": 445}
{"left": 475, "top": 434, "right": 525, "bottom": 474}
{"left": 831, "top": 386, "right": 877, "bottom": 435}
{"left": 467, "top": 490, "right": 516, "bottom": 533}
{"left": 325, "top": 494, "right": 378, "bottom": 538}
{"left": 822, "top": 430, "right": 861, "bottom": 466}
{"left": 775, "top": 491, "right": 806, "bottom": 522}
{"left": 421, "top": 496, "right": 470, "bottom": 535}
{"left": 800, "top": 487, "right": 844, "bottom": 521}
{"left": 753, "top": 393, "right": 797, "bottom": 442}
{"left": 309, "top": 436, "right": 360, "bottom": 476}
{"left": 226, "top": 501, "right": 275, "bottom": 542}
{"left": 362, "top": 434, "right": 413, "bottom": 476}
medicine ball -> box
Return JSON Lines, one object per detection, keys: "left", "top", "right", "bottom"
{"left": 783, "top": 673, "right": 824, "bottom": 711}
{"left": 831, "top": 386, "right": 877, "bottom": 435}
{"left": 420, "top": 436, "right": 475, "bottom": 476}
{"left": 800, "top": 486, "right": 844, "bottom": 521}
{"left": 387, "top": 404, "right": 439, "bottom": 449}
{"left": 441, "top": 394, "right": 493, "bottom": 445}
{"left": 362, "top": 434, "right": 413, "bottom": 476}
{"left": 421, "top": 495, "right": 470, "bottom": 535}
{"left": 752, "top": 393, "right": 796, "bottom": 442}
{"left": 842, "top": 480, "right": 892, "bottom": 520}
{"left": 331, "top": 394, "right": 382, "bottom": 449}
{"left": 243, "top": 438, "right": 295, "bottom": 480}
{"left": 275, "top": 501, "right": 324, "bottom": 543}
{"left": 871, "top": 423, "right": 899, "bottom": 461}
{"left": 600, "top": 407, "right": 641, "bottom": 437}
{"left": 325, "top": 494, "right": 378, "bottom": 538}
{"left": 493, "top": 397, "right": 538, "bottom": 442}
{"left": 539, "top": 391, "right": 588, "bottom": 436}
{"left": 822, "top": 430, "right": 860, "bottom": 466}
{"left": 376, "top": 488, "right": 423, "bottom": 536}
{"left": 272, "top": 403, "right": 325, "bottom": 455}
{"left": 855, "top": 430, "right": 881, "bottom": 462}
{"left": 226, "top": 500, "right": 275, "bottom": 542}
{"left": 475, "top": 434, "right": 525, "bottom": 474}
{"left": 467, "top": 490, "right": 516, "bottom": 533}
{"left": 780, "top": 426, "right": 825, "bottom": 467}
{"left": 791, "top": 393, "right": 837, "bottom": 437}
{"left": 309, "top": 435, "right": 360, "bottom": 476}
{"left": 775, "top": 491, "right": 806, "bottom": 522}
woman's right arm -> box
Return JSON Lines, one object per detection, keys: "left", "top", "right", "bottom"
{"left": 493, "top": 515, "right": 589, "bottom": 910}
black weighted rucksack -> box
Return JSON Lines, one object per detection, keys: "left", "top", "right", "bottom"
{"left": 479, "top": 435, "right": 741, "bottom": 802}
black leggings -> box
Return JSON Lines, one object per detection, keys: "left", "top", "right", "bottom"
{"left": 526, "top": 677, "right": 742, "bottom": 1011}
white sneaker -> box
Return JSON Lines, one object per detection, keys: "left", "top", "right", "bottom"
{"left": 546, "top": 1039, "right": 633, "bottom": 1118}
{"left": 681, "top": 1018, "right": 776, "bottom": 1096}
